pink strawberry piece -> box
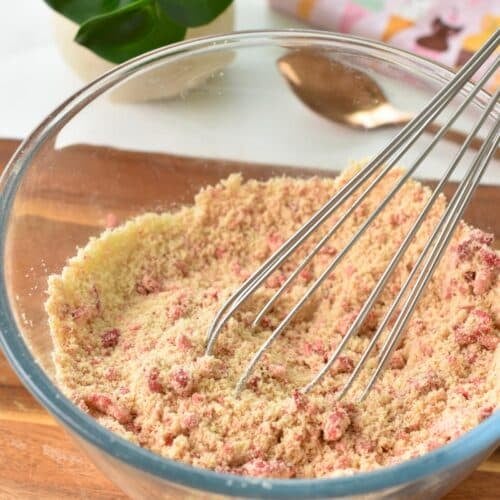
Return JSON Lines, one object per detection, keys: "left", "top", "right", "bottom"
{"left": 267, "top": 232, "right": 284, "bottom": 252}
{"left": 335, "top": 355, "right": 354, "bottom": 373}
{"left": 148, "top": 368, "right": 164, "bottom": 393}
{"left": 240, "top": 459, "right": 294, "bottom": 479}
{"left": 101, "top": 328, "right": 120, "bottom": 348}
{"left": 268, "top": 363, "right": 287, "bottom": 380}
{"left": 176, "top": 333, "right": 192, "bottom": 351}
{"left": 169, "top": 367, "right": 193, "bottom": 396}
{"left": 136, "top": 275, "right": 161, "bottom": 295}
{"left": 389, "top": 350, "right": 406, "bottom": 369}
{"left": 214, "top": 246, "right": 226, "bottom": 259}
{"left": 454, "top": 309, "right": 497, "bottom": 350}
{"left": 84, "top": 394, "right": 132, "bottom": 424}
{"left": 181, "top": 412, "right": 199, "bottom": 430}
{"left": 479, "top": 405, "right": 494, "bottom": 420}
{"left": 292, "top": 389, "right": 307, "bottom": 411}
{"left": 323, "top": 408, "right": 351, "bottom": 442}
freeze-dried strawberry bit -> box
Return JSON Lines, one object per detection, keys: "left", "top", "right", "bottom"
{"left": 454, "top": 309, "right": 497, "bottom": 350}
{"left": 390, "top": 213, "right": 408, "bottom": 227}
{"left": 136, "top": 275, "right": 161, "bottom": 295}
{"left": 312, "top": 339, "right": 325, "bottom": 354}
{"left": 411, "top": 372, "right": 444, "bottom": 395}
{"left": 419, "top": 342, "right": 433, "bottom": 358}
{"left": 323, "top": 408, "right": 351, "bottom": 442}
{"left": 101, "top": 328, "right": 120, "bottom": 348}
{"left": 214, "top": 246, "right": 226, "bottom": 259}
{"left": 413, "top": 188, "right": 424, "bottom": 202}
{"left": 169, "top": 367, "right": 194, "bottom": 396}
{"left": 148, "top": 368, "right": 164, "bottom": 394}
{"left": 268, "top": 363, "right": 287, "bottom": 380}
{"left": 389, "top": 350, "right": 406, "bottom": 369}
{"left": 240, "top": 459, "right": 294, "bottom": 479}
{"left": 300, "top": 268, "right": 314, "bottom": 283}
{"left": 176, "top": 333, "right": 192, "bottom": 352}
{"left": 344, "top": 264, "right": 356, "bottom": 277}
{"left": 473, "top": 268, "right": 496, "bottom": 295}
{"left": 479, "top": 405, "right": 494, "bottom": 421}
{"left": 470, "top": 229, "right": 494, "bottom": 245}
{"left": 247, "top": 375, "right": 261, "bottom": 391}
{"left": 320, "top": 245, "right": 337, "bottom": 256}
{"left": 335, "top": 355, "right": 354, "bottom": 374}
{"left": 457, "top": 243, "right": 470, "bottom": 262}
{"left": 477, "top": 333, "right": 499, "bottom": 351}
{"left": 71, "top": 306, "right": 87, "bottom": 320}
{"left": 105, "top": 368, "right": 120, "bottom": 381}
{"left": 338, "top": 312, "right": 357, "bottom": 336}
{"left": 84, "top": 394, "right": 132, "bottom": 424}
{"left": 356, "top": 438, "right": 376, "bottom": 453}
{"left": 292, "top": 389, "right": 307, "bottom": 411}
{"left": 426, "top": 439, "right": 445, "bottom": 452}
{"left": 455, "top": 230, "right": 495, "bottom": 264}
{"left": 181, "top": 412, "right": 199, "bottom": 430}
{"left": 71, "top": 302, "right": 99, "bottom": 321}
{"left": 300, "top": 342, "right": 313, "bottom": 357}
{"left": 231, "top": 262, "right": 250, "bottom": 280}
{"left": 480, "top": 247, "right": 500, "bottom": 268}
{"left": 191, "top": 393, "right": 204, "bottom": 405}
{"left": 266, "top": 273, "right": 286, "bottom": 289}
{"left": 441, "top": 276, "right": 457, "bottom": 299}
{"left": 168, "top": 305, "right": 186, "bottom": 322}
{"left": 267, "top": 232, "right": 284, "bottom": 252}
{"left": 260, "top": 316, "right": 273, "bottom": 329}
{"left": 124, "top": 421, "right": 141, "bottom": 435}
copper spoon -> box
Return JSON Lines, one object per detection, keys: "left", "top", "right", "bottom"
{"left": 278, "top": 50, "right": 492, "bottom": 153}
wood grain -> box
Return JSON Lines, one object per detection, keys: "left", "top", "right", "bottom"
{"left": 0, "top": 138, "right": 498, "bottom": 499}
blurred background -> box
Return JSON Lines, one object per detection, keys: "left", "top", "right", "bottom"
{"left": 0, "top": 0, "right": 306, "bottom": 139}
{"left": 1, "top": 0, "right": 498, "bottom": 182}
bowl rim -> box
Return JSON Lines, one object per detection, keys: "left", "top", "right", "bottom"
{"left": 0, "top": 29, "right": 499, "bottom": 498}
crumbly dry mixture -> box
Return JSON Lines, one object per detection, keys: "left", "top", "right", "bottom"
{"left": 46, "top": 165, "right": 499, "bottom": 479}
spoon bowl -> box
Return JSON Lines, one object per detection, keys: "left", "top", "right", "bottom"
{"left": 277, "top": 49, "right": 494, "bottom": 155}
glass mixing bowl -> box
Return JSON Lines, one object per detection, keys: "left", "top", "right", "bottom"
{"left": 0, "top": 31, "right": 498, "bottom": 499}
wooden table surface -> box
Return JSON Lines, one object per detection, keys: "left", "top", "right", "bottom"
{"left": 0, "top": 138, "right": 498, "bottom": 499}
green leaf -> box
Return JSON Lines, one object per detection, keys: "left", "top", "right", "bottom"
{"left": 43, "top": 0, "right": 136, "bottom": 24}
{"left": 75, "top": 0, "right": 186, "bottom": 64}
{"left": 156, "top": 0, "right": 232, "bottom": 27}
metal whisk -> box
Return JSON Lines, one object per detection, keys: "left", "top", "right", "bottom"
{"left": 206, "top": 30, "right": 500, "bottom": 401}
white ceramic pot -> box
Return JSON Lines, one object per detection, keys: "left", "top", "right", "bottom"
{"left": 52, "top": 5, "right": 235, "bottom": 101}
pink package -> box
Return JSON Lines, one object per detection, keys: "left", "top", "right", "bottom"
{"left": 270, "top": 0, "right": 499, "bottom": 90}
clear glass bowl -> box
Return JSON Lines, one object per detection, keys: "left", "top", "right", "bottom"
{"left": 0, "top": 31, "right": 498, "bottom": 499}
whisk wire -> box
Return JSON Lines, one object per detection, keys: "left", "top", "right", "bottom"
{"left": 206, "top": 30, "right": 499, "bottom": 353}
{"left": 359, "top": 117, "right": 500, "bottom": 401}
{"left": 207, "top": 30, "right": 499, "bottom": 399}
{"left": 300, "top": 71, "right": 499, "bottom": 396}
{"left": 238, "top": 85, "right": 499, "bottom": 396}
{"left": 308, "top": 88, "right": 499, "bottom": 398}
{"left": 253, "top": 58, "right": 499, "bottom": 327}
